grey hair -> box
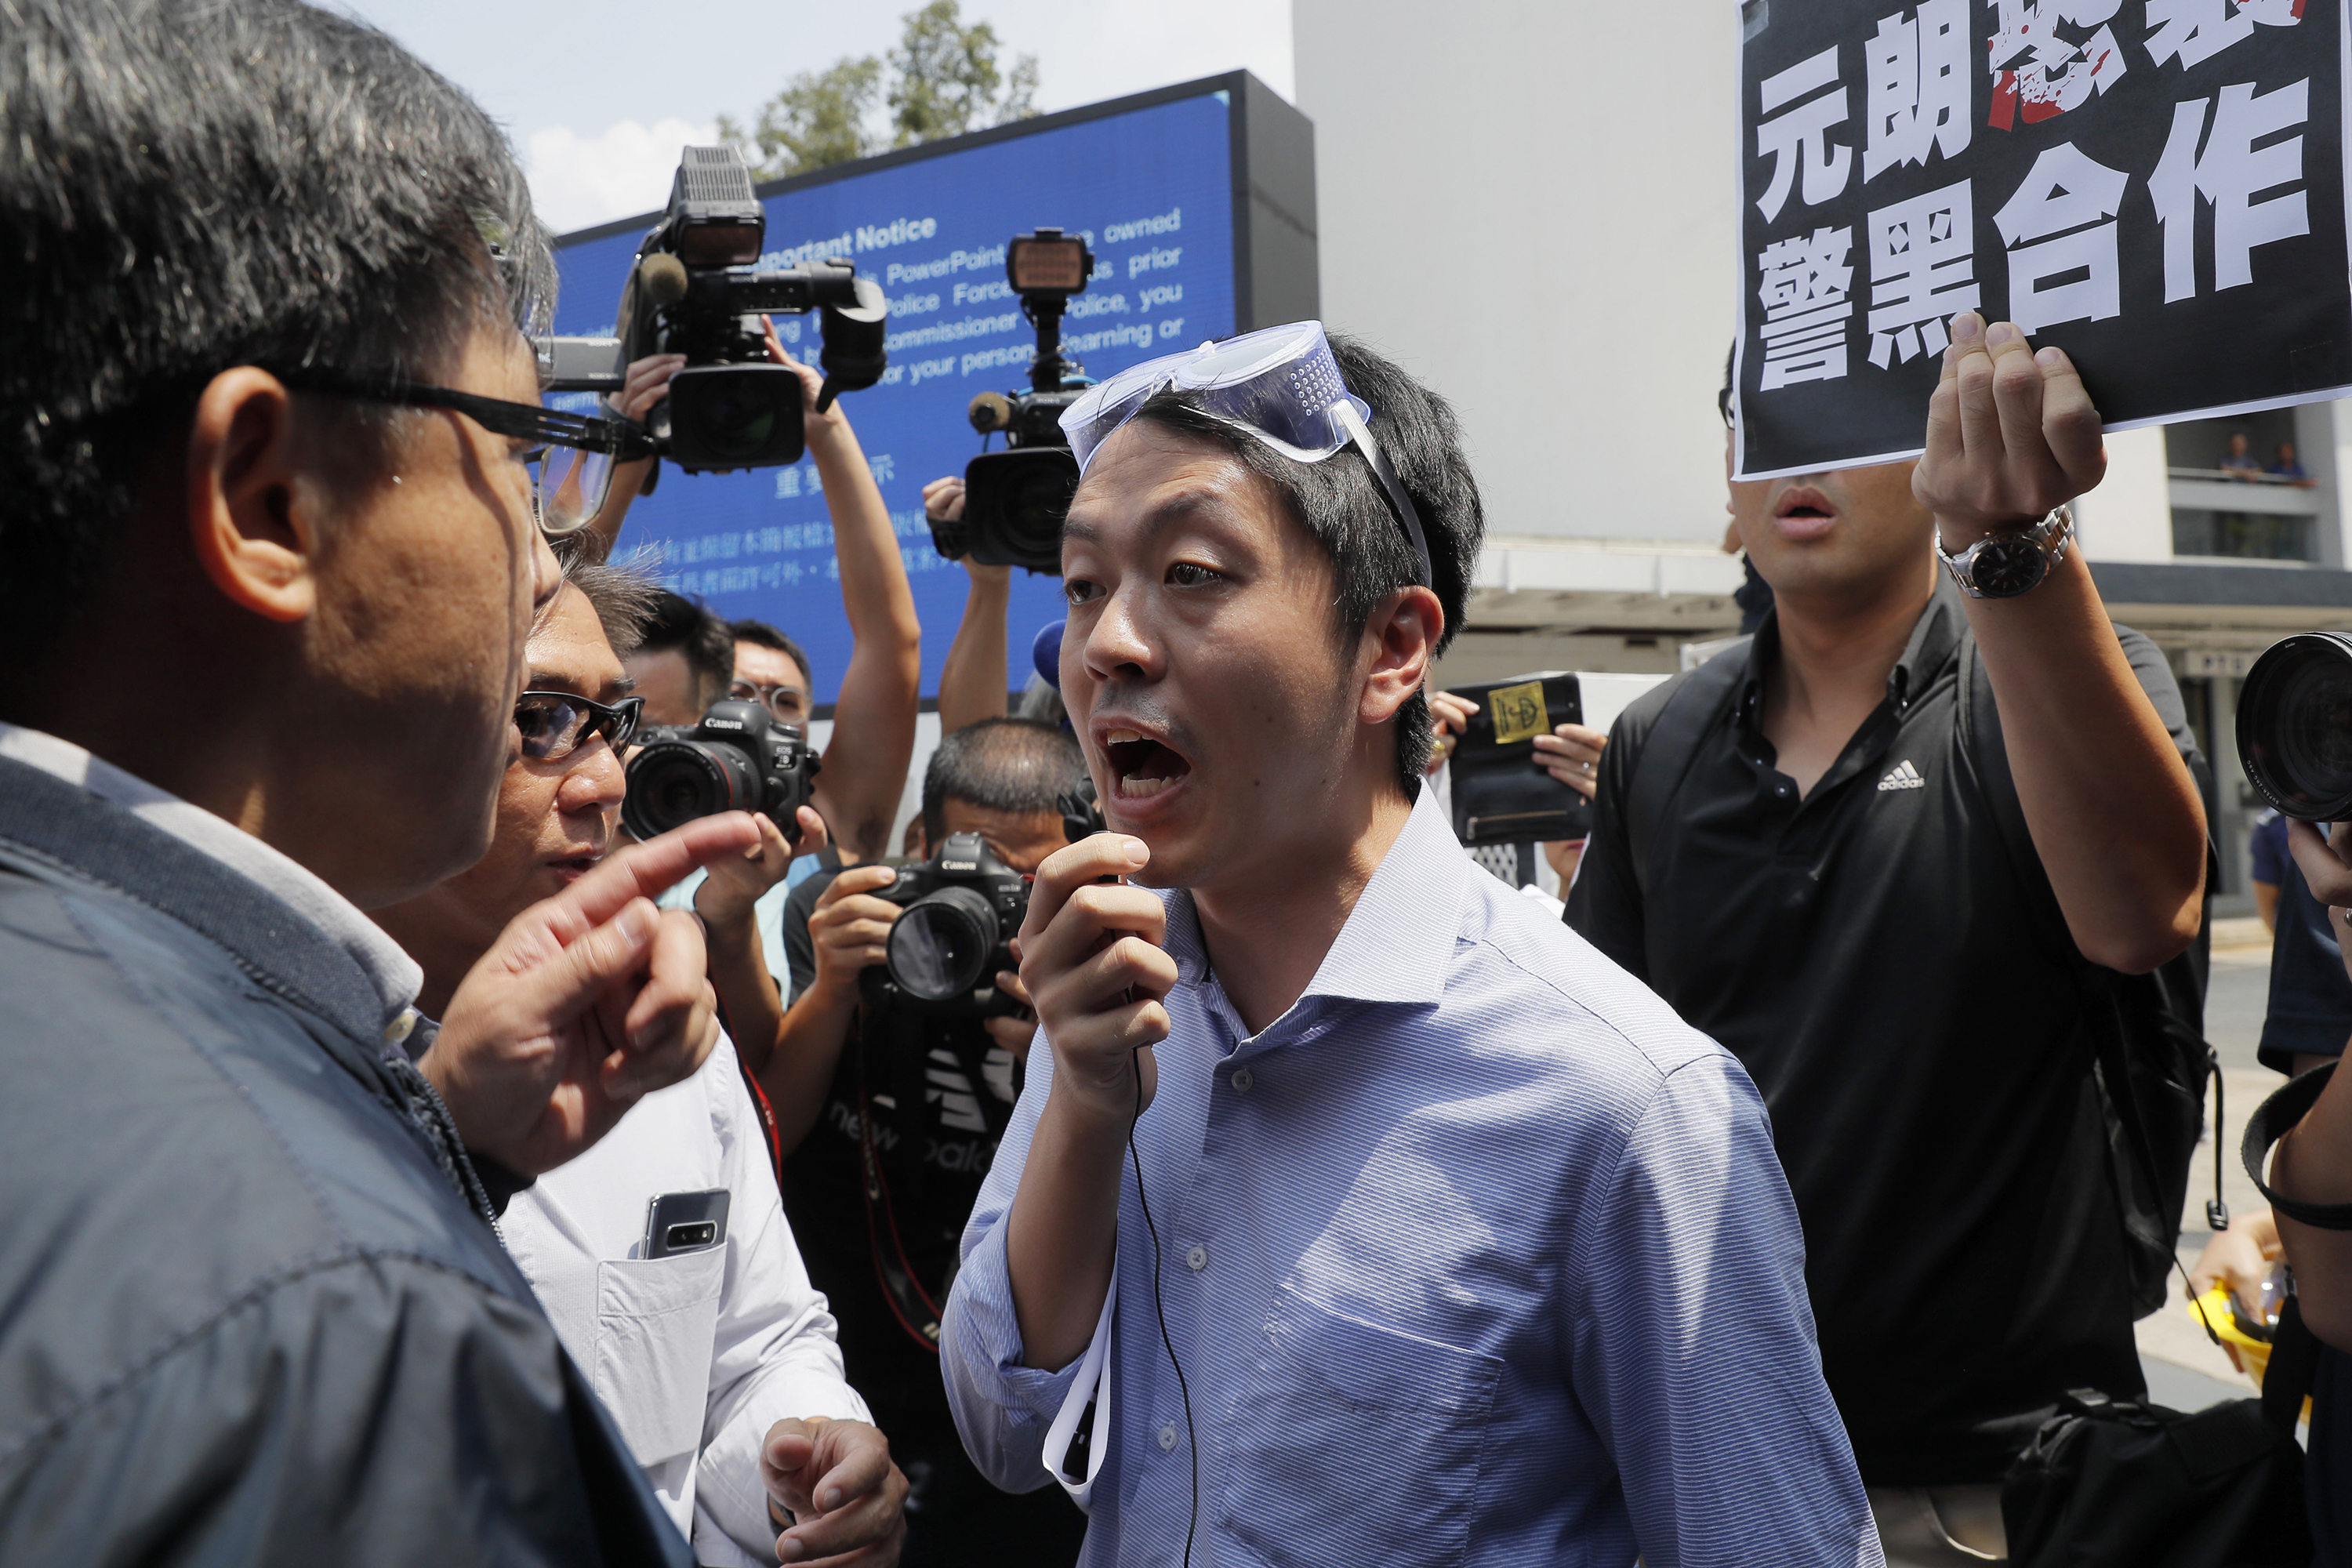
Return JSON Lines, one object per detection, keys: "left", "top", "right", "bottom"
{"left": 546, "top": 550, "right": 662, "bottom": 660}
{"left": 0, "top": 0, "right": 554, "bottom": 663}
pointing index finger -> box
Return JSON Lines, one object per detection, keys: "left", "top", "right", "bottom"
{"left": 532, "top": 814, "right": 764, "bottom": 945}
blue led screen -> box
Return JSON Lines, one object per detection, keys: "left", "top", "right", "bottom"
{"left": 552, "top": 89, "right": 1238, "bottom": 705}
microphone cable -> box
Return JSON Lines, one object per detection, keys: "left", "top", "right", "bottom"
{"left": 1131, "top": 1055, "right": 1198, "bottom": 1568}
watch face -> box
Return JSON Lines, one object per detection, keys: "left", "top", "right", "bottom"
{"left": 1971, "top": 535, "right": 2047, "bottom": 597}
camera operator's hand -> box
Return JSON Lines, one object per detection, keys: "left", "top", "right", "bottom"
{"left": 1426, "top": 689, "right": 1475, "bottom": 775}
{"left": 762, "top": 316, "right": 854, "bottom": 441}
{"left": 2287, "top": 820, "right": 2352, "bottom": 982}
{"left": 2187, "top": 1209, "right": 2283, "bottom": 1374}
{"left": 922, "top": 474, "right": 966, "bottom": 524}
{"left": 762, "top": 1416, "right": 907, "bottom": 1568}
{"left": 424, "top": 813, "right": 760, "bottom": 1177}
{"left": 695, "top": 805, "right": 826, "bottom": 930}
{"left": 1018, "top": 833, "right": 1175, "bottom": 1123}
{"left": 1911, "top": 311, "right": 2105, "bottom": 546}
{"left": 986, "top": 966, "right": 1039, "bottom": 1061}
{"left": 1534, "top": 722, "right": 1610, "bottom": 803}
{"left": 804, "top": 863, "right": 906, "bottom": 1005}
{"left": 607, "top": 352, "right": 686, "bottom": 424}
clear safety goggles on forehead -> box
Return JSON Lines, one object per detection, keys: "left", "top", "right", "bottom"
{"left": 1058, "top": 321, "right": 1433, "bottom": 584}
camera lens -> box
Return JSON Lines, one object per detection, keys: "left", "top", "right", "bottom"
{"left": 666, "top": 365, "right": 805, "bottom": 469}
{"left": 886, "top": 887, "right": 1000, "bottom": 1002}
{"left": 622, "top": 739, "right": 760, "bottom": 838}
{"left": 2239, "top": 633, "right": 2352, "bottom": 821}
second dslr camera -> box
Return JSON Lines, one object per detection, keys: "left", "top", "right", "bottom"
{"left": 622, "top": 699, "right": 820, "bottom": 842}
{"left": 865, "top": 833, "right": 1031, "bottom": 1018}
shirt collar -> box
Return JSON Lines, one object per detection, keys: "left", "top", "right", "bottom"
{"left": 1737, "top": 574, "right": 1967, "bottom": 727}
{"left": 0, "top": 723, "right": 423, "bottom": 1034}
{"left": 1156, "top": 783, "right": 1466, "bottom": 1018}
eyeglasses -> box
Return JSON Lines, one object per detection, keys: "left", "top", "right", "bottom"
{"left": 514, "top": 690, "right": 643, "bottom": 761}
{"left": 274, "top": 372, "right": 658, "bottom": 538}
{"left": 728, "top": 677, "right": 809, "bottom": 722}
{"left": 1718, "top": 383, "right": 1737, "bottom": 431}
{"left": 1057, "top": 321, "right": 1434, "bottom": 585}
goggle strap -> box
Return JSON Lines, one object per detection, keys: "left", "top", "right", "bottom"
{"left": 1330, "top": 400, "right": 1434, "bottom": 587}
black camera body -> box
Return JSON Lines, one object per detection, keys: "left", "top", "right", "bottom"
{"left": 539, "top": 146, "right": 887, "bottom": 474}
{"left": 933, "top": 229, "right": 1094, "bottom": 575}
{"left": 621, "top": 699, "right": 820, "bottom": 841}
{"left": 866, "top": 832, "right": 1031, "bottom": 1018}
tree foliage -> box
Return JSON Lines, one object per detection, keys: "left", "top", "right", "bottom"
{"left": 722, "top": 2, "right": 1040, "bottom": 182}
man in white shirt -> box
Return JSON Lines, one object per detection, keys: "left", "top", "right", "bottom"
{"left": 378, "top": 554, "right": 909, "bottom": 1567}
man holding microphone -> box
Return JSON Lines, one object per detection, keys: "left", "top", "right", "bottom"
{"left": 940, "top": 325, "right": 1879, "bottom": 1565}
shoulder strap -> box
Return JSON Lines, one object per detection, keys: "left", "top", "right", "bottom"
{"left": 2243, "top": 1061, "right": 2352, "bottom": 1229}
{"left": 2263, "top": 1296, "right": 2324, "bottom": 1434}
{"left": 1624, "top": 644, "right": 1751, "bottom": 891}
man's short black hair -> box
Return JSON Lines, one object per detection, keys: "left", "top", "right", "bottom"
{"left": 637, "top": 591, "right": 735, "bottom": 713}
{"left": 923, "top": 718, "right": 1087, "bottom": 847}
{"left": 1131, "top": 332, "right": 1484, "bottom": 793}
{"left": 728, "top": 618, "right": 815, "bottom": 691}
{"left": 0, "top": 0, "right": 554, "bottom": 666}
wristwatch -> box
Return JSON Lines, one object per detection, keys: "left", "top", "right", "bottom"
{"left": 1936, "top": 505, "right": 2074, "bottom": 599}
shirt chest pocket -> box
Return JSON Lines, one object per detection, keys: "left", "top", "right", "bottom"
{"left": 593, "top": 1247, "right": 727, "bottom": 1466}
{"left": 1219, "top": 1286, "right": 1502, "bottom": 1568}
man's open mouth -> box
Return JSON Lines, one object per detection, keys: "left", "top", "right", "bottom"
{"left": 1103, "top": 727, "right": 1192, "bottom": 800}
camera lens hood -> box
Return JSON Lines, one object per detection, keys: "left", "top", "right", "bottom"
{"left": 2238, "top": 632, "right": 2352, "bottom": 822}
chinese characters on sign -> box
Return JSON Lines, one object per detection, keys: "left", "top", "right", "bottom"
{"left": 1734, "top": 0, "right": 2350, "bottom": 478}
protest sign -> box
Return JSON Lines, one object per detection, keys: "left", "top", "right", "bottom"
{"left": 1733, "top": 0, "right": 2351, "bottom": 479}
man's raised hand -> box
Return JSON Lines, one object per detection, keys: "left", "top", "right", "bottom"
{"left": 424, "top": 811, "right": 761, "bottom": 1175}
{"left": 1016, "top": 833, "right": 1177, "bottom": 1123}
{"left": 1912, "top": 311, "right": 2105, "bottom": 543}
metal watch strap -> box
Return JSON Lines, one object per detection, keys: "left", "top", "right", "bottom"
{"left": 1937, "top": 504, "right": 2074, "bottom": 599}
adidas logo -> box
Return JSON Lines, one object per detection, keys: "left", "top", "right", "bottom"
{"left": 1878, "top": 759, "right": 1926, "bottom": 792}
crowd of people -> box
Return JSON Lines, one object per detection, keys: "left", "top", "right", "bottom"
{"left": 8, "top": 3, "right": 2352, "bottom": 1567}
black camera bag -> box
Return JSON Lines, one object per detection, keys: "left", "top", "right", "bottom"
{"left": 2000, "top": 1309, "right": 2316, "bottom": 1568}
{"left": 1447, "top": 671, "right": 1586, "bottom": 847}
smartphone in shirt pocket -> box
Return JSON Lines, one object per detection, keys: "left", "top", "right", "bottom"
{"left": 594, "top": 1189, "right": 731, "bottom": 1465}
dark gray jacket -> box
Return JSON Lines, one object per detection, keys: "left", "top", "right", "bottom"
{"left": 0, "top": 755, "right": 691, "bottom": 1567}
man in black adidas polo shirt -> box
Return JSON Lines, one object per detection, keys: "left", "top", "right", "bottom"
{"left": 1566, "top": 314, "right": 2209, "bottom": 1566}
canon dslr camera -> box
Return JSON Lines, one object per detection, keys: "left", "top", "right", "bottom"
{"left": 865, "top": 833, "right": 1031, "bottom": 1018}
{"left": 621, "top": 699, "right": 820, "bottom": 841}
{"left": 930, "top": 228, "right": 1095, "bottom": 575}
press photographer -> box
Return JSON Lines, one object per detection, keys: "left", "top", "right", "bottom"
{"left": 771, "top": 718, "right": 1092, "bottom": 1568}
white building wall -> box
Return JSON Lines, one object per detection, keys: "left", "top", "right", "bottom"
{"left": 2076, "top": 425, "right": 2172, "bottom": 563}
{"left": 1292, "top": 0, "right": 1741, "bottom": 545}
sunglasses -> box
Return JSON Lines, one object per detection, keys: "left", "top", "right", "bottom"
{"left": 515, "top": 691, "right": 642, "bottom": 762}
{"left": 275, "top": 372, "right": 659, "bottom": 538}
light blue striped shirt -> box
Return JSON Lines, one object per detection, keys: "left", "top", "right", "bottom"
{"left": 942, "top": 788, "right": 1879, "bottom": 1566}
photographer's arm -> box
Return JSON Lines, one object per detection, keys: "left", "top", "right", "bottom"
{"left": 691, "top": 807, "right": 826, "bottom": 1079}
{"left": 1911, "top": 314, "right": 2205, "bottom": 975}
{"left": 2260, "top": 822, "right": 2352, "bottom": 1348}
{"left": 755, "top": 863, "right": 903, "bottom": 1153}
{"left": 582, "top": 353, "right": 685, "bottom": 561}
{"left": 938, "top": 545, "right": 1013, "bottom": 734}
{"left": 768, "top": 323, "right": 920, "bottom": 863}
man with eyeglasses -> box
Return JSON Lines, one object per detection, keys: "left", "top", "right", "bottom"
{"left": 378, "top": 555, "right": 910, "bottom": 1568}
{"left": 0, "top": 5, "right": 768, "bottom": 1563}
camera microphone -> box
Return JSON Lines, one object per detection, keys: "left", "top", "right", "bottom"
{"left": 637, "top": 252, "right": 689, "bottom": 307}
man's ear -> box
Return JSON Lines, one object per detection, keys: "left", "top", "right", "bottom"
{"left": 183, "top": 368, "right": 325, "bottom": 624}
{"left": 1359, "top": 585, "right": 1444, "bottom": 726}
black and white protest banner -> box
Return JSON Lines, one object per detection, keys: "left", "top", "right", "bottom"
{"left": 1733, "top": 0, "right": 2350, "bottom": 479}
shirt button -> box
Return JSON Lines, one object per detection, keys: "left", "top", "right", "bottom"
{"left": 1185, "top": 1244, "right": 1208, "bottom": 1272}
{"left": 1159, "top": 1424, "right": 1179, "bottom": 1451}
{"left": 1231, "top": 1067, "right": 1254, "bottom": 1093}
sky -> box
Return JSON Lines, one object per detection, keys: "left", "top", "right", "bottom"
{"left": 336, "top": 1, "right": 1294, "bottom": 234}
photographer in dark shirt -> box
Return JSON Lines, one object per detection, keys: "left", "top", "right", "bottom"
{"left": 1566, "top": 315, "right": 2207, "bottom": 1565}
{"left": 772, "top": 718, "right": 1088, "bottom": 1566}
